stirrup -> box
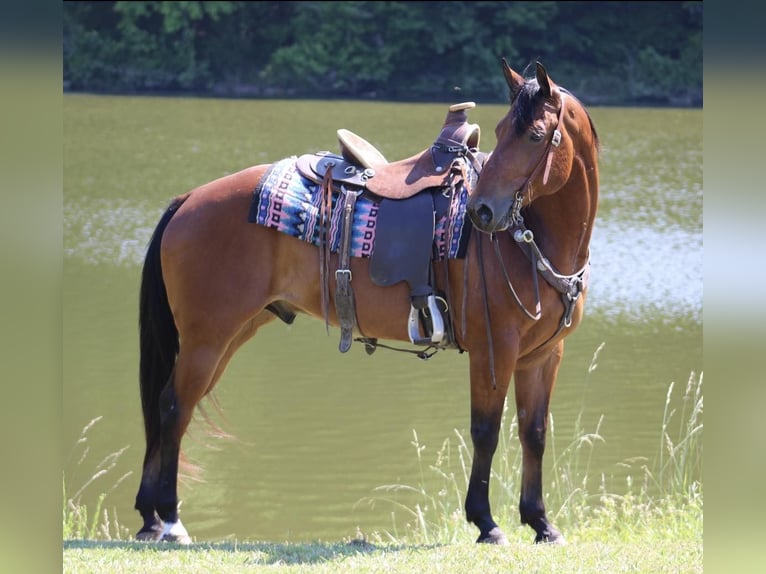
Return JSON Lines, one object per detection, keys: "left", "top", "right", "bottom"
{"left": 407, "top": 295, "right": 445, "bottom": 345}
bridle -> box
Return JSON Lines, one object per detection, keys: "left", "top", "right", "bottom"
{"left": 507, "top": 92, "right": 566, "bottom": 226}
{"left": 475, "top": 92, "right": 590, "bottom": 388}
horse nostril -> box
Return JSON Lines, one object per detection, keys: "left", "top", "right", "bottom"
{"left": 476, "top": 204, "right": 494, "bottom": 227}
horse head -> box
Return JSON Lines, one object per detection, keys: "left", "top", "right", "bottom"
{"left": 467, "top": 60, "right": 599, "bottom": 234}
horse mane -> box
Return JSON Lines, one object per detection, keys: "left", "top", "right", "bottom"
{"left": 561, "top": 87, "right": 601, "bottom": 152}
{"left": 511, "top": 77, "right": 600, "bottom": 152}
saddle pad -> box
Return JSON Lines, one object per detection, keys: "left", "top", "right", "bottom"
{"left": 248, "top": 157, "right": 472, "bottom": 260}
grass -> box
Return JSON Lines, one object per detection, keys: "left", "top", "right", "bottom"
{"left": 63, "top": 537, "right": 701, "bottom": 574}
{"left": 63, "top": 416, "right": 133, "bottom": 541}
{"left": 63, "top": 347, "right": 702, "bottom": 572}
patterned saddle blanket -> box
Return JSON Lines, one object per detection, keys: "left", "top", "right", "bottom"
{"left": 248, "top": 156, "right": 472, "bottom": 260}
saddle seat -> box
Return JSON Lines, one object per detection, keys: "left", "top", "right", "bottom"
{"left": 336, "top": 128, "right": 388, "bottom": 169}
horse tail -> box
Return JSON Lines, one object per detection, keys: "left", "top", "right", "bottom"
{"left": 138, "top": 194, "right": 189, "bottom": 448}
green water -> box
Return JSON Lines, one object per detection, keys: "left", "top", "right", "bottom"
{"left": 63, "top": 95, "right": 702, "bottom": 542}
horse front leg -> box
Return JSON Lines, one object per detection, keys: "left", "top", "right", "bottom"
{"left": 465, "top": 349, "right": 514, "bottom": 545}
{"left": 513, "top": 341, "right": 566, "bottom": 544}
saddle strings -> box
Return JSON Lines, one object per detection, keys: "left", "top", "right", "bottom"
{"left": 319, "top": 167, "right": 334, "bottom": 334}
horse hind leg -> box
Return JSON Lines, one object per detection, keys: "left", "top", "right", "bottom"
{"left": 203, "top": 312, "right": 277, "bottom": 399}
{"left": 139, "top": 312, "right": 276, "bottom": 544}
{"left": 513, "top": 342, "right": 566, "bottom": 544}
{"left": 134, "top": 392, "right": 169, "bottom": 541}
{"left": 147, "top": 342, "right": 225, "bottom": 543}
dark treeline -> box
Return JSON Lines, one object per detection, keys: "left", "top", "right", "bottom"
{"left": 63, "top": 1, "right": 702, "bottom": 106}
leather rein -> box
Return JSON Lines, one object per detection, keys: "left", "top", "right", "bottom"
{"left": 476, "top": 93, "right": 590, "bottom": 388}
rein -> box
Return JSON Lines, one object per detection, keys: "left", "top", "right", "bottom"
{"left": 486, "top": 94, "right": 567, "bottom": 322}
{"left": 477, "top": 93, "right": 589, "bottom": 388}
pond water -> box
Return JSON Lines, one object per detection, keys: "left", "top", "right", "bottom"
{"left": 63, "top": 95, "right": 702, "bottom": 542}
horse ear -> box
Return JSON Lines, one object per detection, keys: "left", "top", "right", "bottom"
{"left": 535, "top": 61, "right": 552, "bottom": 98}
{"left": 502, "top": 58, "right": 525, "bottom": 98}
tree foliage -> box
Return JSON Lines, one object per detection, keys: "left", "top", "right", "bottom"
{"left": 63, "top": 1, "right": 702, "bottom": 105}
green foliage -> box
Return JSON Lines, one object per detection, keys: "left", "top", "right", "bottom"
{"left": 63, "top": 1, "right": 702, "bottom": 104}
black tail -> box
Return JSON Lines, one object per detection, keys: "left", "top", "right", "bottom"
{"left": 138, "top": 196, "right": 186, "bottom": 449}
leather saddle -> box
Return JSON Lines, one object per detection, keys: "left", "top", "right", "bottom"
{"left": 295, "top": 102, "right": 483, "bottom": 353}
{"left": 296, "top": 101, "right": 481, "bottom": 200}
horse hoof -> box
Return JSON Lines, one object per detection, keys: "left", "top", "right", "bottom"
{"left": 162, "top": 533, "right": 193, "bottom": 545}
{"left": 160, "top": 520, "right": 192, "bottom": 545}
{"left": 135, "top": 524, "right": 164, "bottom": 542}
{"left": 136, "top": 530, "right": 163, "bottom": 542}
{"left": 477, "top": 527, "right": 510, "bottom": 545}
{"left": 535, "top": 530, "right": 567, "bottom": 545}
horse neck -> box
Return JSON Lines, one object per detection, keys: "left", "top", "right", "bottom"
{"left": 524, "top": 152, "right": 598, "bottom": 275}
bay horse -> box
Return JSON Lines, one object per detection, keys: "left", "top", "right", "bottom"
{"left": 134, "top": 60, "right": 599, "bottom": 545}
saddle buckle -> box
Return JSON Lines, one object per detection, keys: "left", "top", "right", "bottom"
{"left": 335, "top": 268, "right": 352, "bottom": 282}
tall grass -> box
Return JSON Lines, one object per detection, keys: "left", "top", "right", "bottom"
{"left": 63, "top": 416, "right": 133, "bottom": 541}
{"left": 360, "top": 345, "right": 703, "bottom": 545}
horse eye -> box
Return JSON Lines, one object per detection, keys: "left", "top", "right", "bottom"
{"left": 530, "top": 131, "right": 545, "bottom": 143}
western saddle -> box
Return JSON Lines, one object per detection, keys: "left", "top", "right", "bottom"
{"left": 295, "top": 102, "right": 485, "bottom": 355}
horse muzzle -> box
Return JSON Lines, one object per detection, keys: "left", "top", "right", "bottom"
{"left": 467, "top": 195, "right": 515, "bottom": 233}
